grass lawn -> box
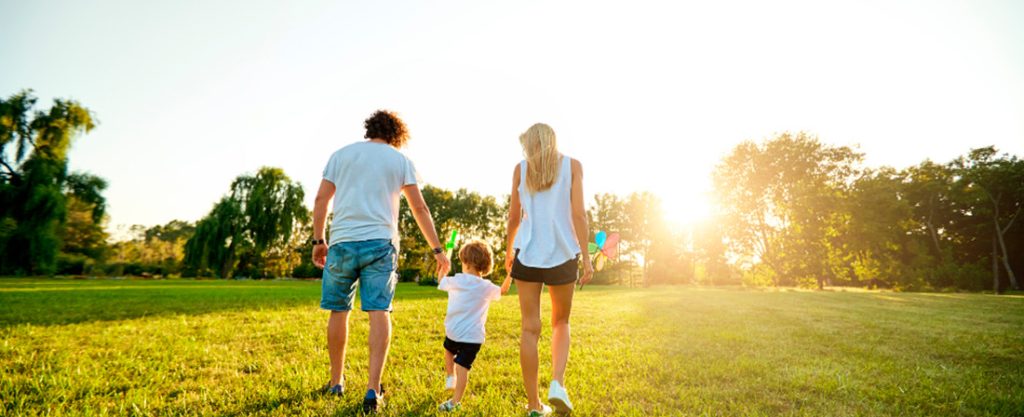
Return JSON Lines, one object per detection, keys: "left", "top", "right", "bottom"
{"left": 1, "top": 278, "right": 1023, "bottom": 416}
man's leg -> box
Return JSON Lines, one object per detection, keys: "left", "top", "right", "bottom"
{"left": 327, "top": 310, "right": 350, "bottom": 386}
{"left": 367, "top": 310, "right": 392, "bottom": 393}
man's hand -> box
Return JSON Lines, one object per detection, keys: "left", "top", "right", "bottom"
{"left": 579, "top": 258, "right": 594, "bottom": 286}
{"left": 434, "top": 252, "right": 451, "bottom": 278}
{"left": 501, "top": 275, "right": 513, "bottom": 295}
{"left": 312, "top": 244, "right": 328, "bottom": 269}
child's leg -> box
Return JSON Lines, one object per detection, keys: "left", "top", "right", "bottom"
{"left": 451, "top": 363, "right": 470, "bottom": 404}
{"left": 444, "top": 349, "right": 455, "bottom": 377}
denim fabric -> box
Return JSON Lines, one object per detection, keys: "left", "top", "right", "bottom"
{"left": 321, "top": 239, "right": 398, "bottom": 312}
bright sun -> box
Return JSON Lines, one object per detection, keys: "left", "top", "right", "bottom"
{"left": 659, "top": 193, "right": 714, "bottom": 229}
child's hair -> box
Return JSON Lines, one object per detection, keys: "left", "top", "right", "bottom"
{"left": 458, "top": 240, "right": 493, "bottom": 276}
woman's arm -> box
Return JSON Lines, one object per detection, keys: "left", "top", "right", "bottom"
{"left": 311, "top": 179, "right": 336, "bottom": 268}
{"left": 402, "top": 184, "right": 451, "bottom": 278}
{"left": 502, "top": 164, "right": 522, "bottom": 293}
{"left": 570, "top": 159, "right": 594, "bottom": 285}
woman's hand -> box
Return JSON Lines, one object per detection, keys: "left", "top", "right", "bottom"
{"left": 579, "top": 258, "right": 594, "bottom": 285}
{"left": 434, "top": 252, "right": 451, "bottom": 278}
{"left": 501, "top": 275, "right": 513, "bottom": 295}
{"left": 504, "top": 249, "right": 515, "bottom": 274}
{"left": 312, "top": 244, "right": 328, "bottom": 269}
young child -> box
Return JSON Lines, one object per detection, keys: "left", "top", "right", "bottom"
{"left": 437, "top": 240, "right": 503, "bottom": 412}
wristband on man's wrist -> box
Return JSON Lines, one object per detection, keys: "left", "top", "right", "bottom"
{"left": 432, "top": 247, "right": 444, "bottom": 255}
{"left": 311, "top": 238, "right": 326, "bottom": 246}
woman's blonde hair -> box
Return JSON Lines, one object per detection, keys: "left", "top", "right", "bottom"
{"left": 519, "top": 123, "right": 561, "bottom": 193}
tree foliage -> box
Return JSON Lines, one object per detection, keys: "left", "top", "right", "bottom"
{"left": 713, "top": 132, "right": 1023, "bottom": 291}
{"left": 183, "top": 167, "right": 307, "bottom": 278}
{"left": 0, "top": 89, "right": 100, "bottom": 275}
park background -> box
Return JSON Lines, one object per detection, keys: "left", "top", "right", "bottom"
{"left": 1, "top": 1, "right": 1024, "bottom": 416}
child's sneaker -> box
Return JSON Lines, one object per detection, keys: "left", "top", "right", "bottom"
{"left": 527, "top": 404, "right": 552, "bottom": 417}
{"left": 320, "top": 382, "right": 344, "bottom": 396}
{"left": 547, "top": 380, "right": 573, "bottom": 414}
{"left": 438, "top": 399, "right": 461, "bottom": 412}
{"left": 362, "top": 387, "right": 384, "bottom": 413}
{"left": 445, "top": 375, "right": 456, "bottom": 390}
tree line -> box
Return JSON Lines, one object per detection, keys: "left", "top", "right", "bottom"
{"left": 3, "top": 90, "right": 1021, "bottom": 291}
{"left": 712, "top": 132, "right": 1022, "bottom": 292}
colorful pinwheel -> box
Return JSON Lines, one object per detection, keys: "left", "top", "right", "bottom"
{"left": 587, "top": 230, "right": 620, "bottom": 271}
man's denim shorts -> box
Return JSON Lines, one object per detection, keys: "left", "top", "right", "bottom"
{"left": 321, "top": 239, "right": 398, "bottom": 312}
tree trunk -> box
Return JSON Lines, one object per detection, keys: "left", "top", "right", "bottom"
{"left": 995, "top": 220, "right": 1018, "bottom": 290}
{"left": 992, "top": 235, "right": 1000, "bottom": 294}
{"left": 926, "top": 197, "right": 942, "bottom": 255}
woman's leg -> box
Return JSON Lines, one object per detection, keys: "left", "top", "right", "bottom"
{"left": 517, "top": 280, "right": 544, "bottom": 410}
{"left": 548, "top": 282, "right": 575, "bottom": 384}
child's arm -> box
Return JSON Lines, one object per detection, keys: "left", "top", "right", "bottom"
{"left": 500, "top": 274, "right": 512, "bottom": 295}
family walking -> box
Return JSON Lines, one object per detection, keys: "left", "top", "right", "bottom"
{"left": 310, "top": 110, "right": 594, "bottom": 416}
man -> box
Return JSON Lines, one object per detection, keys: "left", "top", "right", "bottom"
{"left": 311, "top": 109, "right": 450, "bottom": 412}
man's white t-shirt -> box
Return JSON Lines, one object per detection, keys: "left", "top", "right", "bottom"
{"left": 322, "top": 141, "right": 420, "bottom": 248}
{"left": 438, "top": 273, "right": 502, "bottom": 344}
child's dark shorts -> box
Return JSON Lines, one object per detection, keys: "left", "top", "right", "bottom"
{"left": 443, "top": 336, "right": 483, "bottom": 370}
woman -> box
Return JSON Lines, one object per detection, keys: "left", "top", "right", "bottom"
{"left": 502, "top": 123, "right": 593, "bottom": 416}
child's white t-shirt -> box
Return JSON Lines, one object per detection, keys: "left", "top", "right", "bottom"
{"left": 438, "top": 273, "right": 501, "bottom": 344}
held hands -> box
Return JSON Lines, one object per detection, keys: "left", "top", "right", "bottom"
{"left": 312, "top": 244, "right": 328, "bottom": 269}
{"left": 501, "top": 275, "right": 513, "bottom": 295}
{"left": 434, "top": 252, "right": 451, "bottom": 279}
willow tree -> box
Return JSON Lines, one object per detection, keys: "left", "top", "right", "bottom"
{"left": 0, "top": 90, "right": 96, "bottom": 275}
{"left": 183, "top": 167, "right": 307, "bottom": 278}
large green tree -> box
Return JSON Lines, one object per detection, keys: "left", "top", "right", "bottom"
{"left": 183, "top": 167, "right": 307, "bottom": 278}
{"left": 397, "top": 186, "right": 502, "bottom": 282}
{"left": 0, "top": 90, "right": 97, "bottom": 275}
{"left": 953, "top": 147, "right": 1024, "bottom": 291}
{"left": 713, "top": 132, "right": 862, "bottom": 288}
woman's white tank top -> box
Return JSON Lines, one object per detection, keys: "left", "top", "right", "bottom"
{"left": 513, "top": 156, "right": 581, "bottom": 267}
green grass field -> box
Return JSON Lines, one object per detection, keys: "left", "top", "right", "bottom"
{"left": 2, "top": 278, "right": 1023, "bottom": 416}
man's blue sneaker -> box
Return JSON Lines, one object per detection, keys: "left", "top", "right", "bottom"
{"left": 362, "top": 386, "right": 385, "bottom": 413}
{"left": 321, "top": 382, "right": 344, "bottom": 396}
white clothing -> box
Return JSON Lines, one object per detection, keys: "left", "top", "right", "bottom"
{"left": 438, "top": 272, "right": 501, "bottom": 344}
{"left": 322, "top": 141, "right": 420, "bottom": 248}
{"left": 512, "top": 156, "right": 581, "bottom": 267}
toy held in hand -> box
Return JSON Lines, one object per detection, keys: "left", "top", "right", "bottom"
{"left": 587, "top": 231, "right": 620, "bottom": 271}
{"left": 444, "top": 229, "right": 460, "bottom": 258}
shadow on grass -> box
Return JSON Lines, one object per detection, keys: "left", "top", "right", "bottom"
{"left": 0, "top": 279, "right": 446, "bottom": 327}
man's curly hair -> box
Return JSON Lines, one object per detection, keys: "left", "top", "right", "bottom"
{"left": 364, "top": 110, "right": 409, "bottom": 148}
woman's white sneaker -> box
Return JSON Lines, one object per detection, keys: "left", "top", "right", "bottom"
{"left": 444, "top": 375, "right": 455, "bottom": 390}
{"left": 547, "top": 380, "right": 573, "bottom": 414}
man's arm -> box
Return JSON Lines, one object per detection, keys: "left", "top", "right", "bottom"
{"left": 311, "top": 179, "right": 335, "bottom": 268}
{"left": 402, "top": 184, "right": 451, "bottom": 278}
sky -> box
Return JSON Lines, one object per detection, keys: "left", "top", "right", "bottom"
{"left": 2, "top": 0, "right": 1022, "bottom": 237}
